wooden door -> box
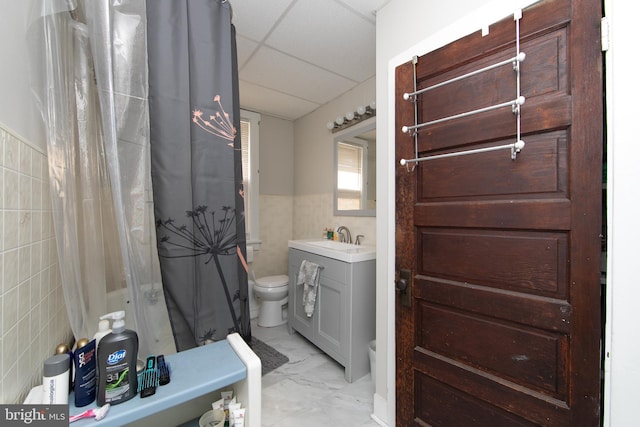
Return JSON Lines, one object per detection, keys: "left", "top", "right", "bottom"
{"left": 395, "top": 0, "right": 603, "bottom": 425}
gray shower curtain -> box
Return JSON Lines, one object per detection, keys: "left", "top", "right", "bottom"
{"left": 146, "top": 0, "right": 250, "bottom": 351}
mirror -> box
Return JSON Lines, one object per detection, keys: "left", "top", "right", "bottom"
{"left": 333, "top": 117, "right": 376, "bottom": 216}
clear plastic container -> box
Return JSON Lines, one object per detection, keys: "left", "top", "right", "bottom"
{"left": 198, "top": 409, "right": 225, "bottom": 427}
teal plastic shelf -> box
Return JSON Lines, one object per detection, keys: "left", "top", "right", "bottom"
{"left": 69, "top": 339, "right": 247, "bottom": 426}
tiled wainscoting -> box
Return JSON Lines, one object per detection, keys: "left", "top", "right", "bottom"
{"left": 0, "top": 124, "right": 71, "bottom": 404}
{"left": 293, "top": 193, "right": 376, "bottom": 246}
{"left": 251, "top": 193, "right": 376, "bottom": 279}
{"left": 251, "top": 194, "right": 294, "bottom": 278}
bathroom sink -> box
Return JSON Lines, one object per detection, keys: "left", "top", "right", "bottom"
{"left": 288, "top": 239, "right": 376, "bottom": 263}
{"left": 306, "top": 240, "right": 361, "bottom": 250}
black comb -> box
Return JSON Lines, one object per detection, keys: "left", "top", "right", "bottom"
{"left": 157, "top": 354, "right": 171, "bottom": 386}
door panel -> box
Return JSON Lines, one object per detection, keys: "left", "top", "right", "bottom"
{"left": 419, "top": 229, "right": 569, "bottom": 296}
{"left": 415, "top": 375, "right": 540, "bottom": 427}
{"left": 416, "top": 279, "right": 572, "bottom": 335}
{"left": 417, "top": 304, "right": 568, "bottom": 397}
{"left": 420, "top": 131, "right": 567, "bottom": 199}
{"left": 395, "top": 0, "right": 602, "bottom": 425}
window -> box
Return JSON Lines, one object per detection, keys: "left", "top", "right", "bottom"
{"left": 336, "top": 139, "right": 368, "bottom": 211}
{"left": 240, "top": 109, "right": 260, "bottom": 244}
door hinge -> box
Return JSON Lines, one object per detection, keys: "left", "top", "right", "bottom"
{"left": 601, "top": 16, "right": 610, "bottom": 52}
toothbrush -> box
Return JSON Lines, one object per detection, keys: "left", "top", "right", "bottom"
{"left": 69, "top": 404, "right": 110, "bottom": 422}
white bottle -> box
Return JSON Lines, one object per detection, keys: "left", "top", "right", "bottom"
{"left": 42, "top": 353, "right": 70, "bottom": 404}
{"left": 93, "top": 319, "right": 112, "bottom": 347}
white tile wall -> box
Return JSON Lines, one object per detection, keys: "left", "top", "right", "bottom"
{"left": 251, "top": 193, "right": 376, "bottom": 279}
{"left": 293, "top": 193, "right": 376, "bottom": 246}
{"left": 0, "top": 124, "right": 72, "bottom": 404}
{"left": 251, "top": 195, "right": 294, "bottom": 277}
{"left": 0, "top": 126, "right": 376, "bottom": 404}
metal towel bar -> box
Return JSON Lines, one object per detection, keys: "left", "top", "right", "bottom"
{"left": 400, "top": 9, "right": 525, "bottom": 171}
{"left": 403, "top": 52, "right": 525, "bottom": 101}
{"left": 400, "top": 140, "right": 525, "bottom": 167}
{"left": 401, "top": 96, "right": 525, "bottom": 135}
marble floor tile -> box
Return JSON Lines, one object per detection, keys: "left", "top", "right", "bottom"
{"left": 252, "top": 323, "right": 380, "bottom": 427}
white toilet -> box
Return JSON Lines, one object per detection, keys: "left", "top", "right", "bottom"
{"left": 252, "top": 274, "right": 289, "bottom": 327}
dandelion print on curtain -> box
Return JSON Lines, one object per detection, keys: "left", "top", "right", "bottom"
{"left": 146, "top": 0, "right": 250, "bottom": 351}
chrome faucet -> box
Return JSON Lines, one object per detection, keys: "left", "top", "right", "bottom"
{"left": 336, "top": 226, "right": 352, "bottom": 244}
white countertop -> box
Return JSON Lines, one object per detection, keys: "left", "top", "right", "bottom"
{"left": 288, "top": 239, "right": 376, "bottom": 263}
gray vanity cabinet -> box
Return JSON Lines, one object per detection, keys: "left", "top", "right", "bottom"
{"left": 288, "top": 248, "right": 375, "bottom": 382}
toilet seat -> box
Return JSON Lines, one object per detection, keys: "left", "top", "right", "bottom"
{"left": 254, "top": 274, "right": 288, "bottom": 288}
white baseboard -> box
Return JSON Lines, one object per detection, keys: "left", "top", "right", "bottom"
{"left": 372, "top": 392, "right": 389, "bottom": 426}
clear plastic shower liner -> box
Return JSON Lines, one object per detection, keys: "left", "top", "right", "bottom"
{"left": 28, "top": 0, "right": 174, "bottom": 356}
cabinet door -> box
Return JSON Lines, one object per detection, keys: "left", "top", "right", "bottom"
{"left": 289, "top": 250, "right": 314, "bottom": 338}
{"left": 316, "top": 273, "right": 348, "bottom": 365}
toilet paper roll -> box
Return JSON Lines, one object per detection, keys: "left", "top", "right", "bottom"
{"left": 246, "top": 245, "right": 254, "bottom": 263}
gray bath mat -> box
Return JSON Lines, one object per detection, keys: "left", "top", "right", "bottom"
{"left": 248, "top": 337, "right": 289, "bottom": 376}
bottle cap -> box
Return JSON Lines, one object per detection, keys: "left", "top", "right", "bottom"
{"left": 100, "top": 311, "right": 126, "bottom": 333}
{"left": 76, "top": 338, "right": 90, "bottom": 349}
{"left": 44, "top": 354, "right": 70, "bottom": 377}
{"left": 98, "top": 319, "right": 110, "bottom": 332}
{"left": 55, "top": 343, "right": 70, "bottom": 355}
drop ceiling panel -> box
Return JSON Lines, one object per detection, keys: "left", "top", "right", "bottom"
{"left": 231, "top": 0, "right": 295, "bottom": 42}
{"left": 235, "top": 36, "right": 259, "bottom": 70}
{"left": 265, "top": 0, "right": 375, "bottom": 81}
{"left": 239, "top": 81, "right": 320, "bottom": 120}
{"left": 231, "top": 0, "right": 383, "bottom": 120}
{"left": 336, "top": 0, "right": 390, "bottom": 20}
{"left": 240, "top": 46, "right": 355, "bottom": 105}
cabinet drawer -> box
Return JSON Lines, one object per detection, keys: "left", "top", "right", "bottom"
{"left": 289, "top": 249, "right": 348, "bottom": 284}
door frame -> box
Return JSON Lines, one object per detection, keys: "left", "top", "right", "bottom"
{"left": 600, "top": 0, "right": 639, "bottom": 425}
